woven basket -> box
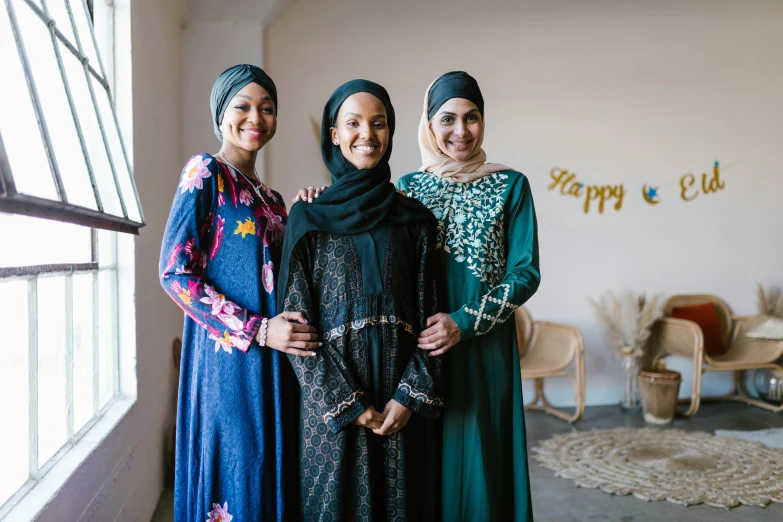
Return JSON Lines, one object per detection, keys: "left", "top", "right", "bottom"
{"left": 639, "top": 369, "right": 681, "bottom": 424}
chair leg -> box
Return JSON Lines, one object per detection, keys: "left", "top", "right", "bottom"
{"left": 523, "top": 376, "right": 583, "bottom": 423}
{"left": 707, "top": 366, "right": 783, "bottom": 413}
{"left": 572, "top": 348, "right": 585, "bottom": 423}
{"left": 524, "top": 378, "right": 543, "bottom": 408}
{"left": 675, "top": 351, "right": 703, "bottom": 417}
{"left": 679, "top": 363, "right": 783, "bottom": 413}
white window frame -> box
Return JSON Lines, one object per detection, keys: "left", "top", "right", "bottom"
{"left": 0, "top": 0, "right": 144, "bottom": 234}
{"left": 0, "top": 0, "right": 137, "bottom": 518}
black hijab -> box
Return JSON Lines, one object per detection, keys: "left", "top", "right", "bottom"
{"left": 210, "top": 64, "right": 277, "bottom": 140}
{"left": 276, "top": 79, "right": 435, "bottom": 313}
{"left": 426, "top": 71, "right": 484, "bottom": 120}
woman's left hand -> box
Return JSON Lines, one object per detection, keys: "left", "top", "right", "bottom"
{"left": 417, "top": 312, "right": 462, "bottom": 357}
{"left": 372, "top": 400, "right": 412, "bottom": 436}
{"left": 292, "top": 186, "right": 327, "bottom": 204}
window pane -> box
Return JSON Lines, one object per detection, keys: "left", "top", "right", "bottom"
{"left": 15, "top": 1, "right": 97, "bottom": 209}
{"left": 0, "top": 3, "right": 56, "bottom": 200}
{"left": 68, "top": 0, "right": 103, "bottom": 79}
{"left": 61, "top": 46, "right": 123, "bottom": 216}
{"left": 72, "top": 272, "right": 94, "bottom": 433}
{"left": 0, "top": 280, "right": 30, "bottom": 506}
{"left": 97, "top": 227, "right": 116, "bottom": 267}
{"left": 91, "top": 76, "right": 140, "bottom": 222}
{"left": 92, "top": 0, "right": 112, "bottom": 90}
{"left": 0, "top": 213, "right": 91, "bottom": 268}
{"left": 46, "top": 0, "right": 77, "bottom": 46}
{"left": 37, "top": 275, "right": 68, "bottom": 467}
{"left": 98, "top": 269, "right": 116, "bottom": 408}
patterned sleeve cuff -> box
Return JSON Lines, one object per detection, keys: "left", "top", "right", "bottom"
{"left": 453, "top": 283, "right": 520, "bottom": 340}
{"left": 393, "top": 384, "right": 443, "bottom": 419}
{"left": 324, "top": 391, "right": 370, "bottom": 434}
{"left": 239, "top": 314, "right": 266, "bottom": 353}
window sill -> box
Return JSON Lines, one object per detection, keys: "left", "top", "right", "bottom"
{"left": 1, "top": 397, "right": 136, "bottom": 521}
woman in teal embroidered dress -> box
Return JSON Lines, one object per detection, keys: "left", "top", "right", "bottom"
{"left": 396, "top": 71, "right": 540, "bottom": 522}
{"left": 279, "top": 80, "right": 444, "bottom": 521}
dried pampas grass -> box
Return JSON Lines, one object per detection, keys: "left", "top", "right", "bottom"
{"left": 756, "top": 283, "right": 783, "bottom": 319}
{"left": 589, "top": 291, "right": 663, "bottom": 359}
{"left": 750, "top": 283, "right": 783, "bottom": 340}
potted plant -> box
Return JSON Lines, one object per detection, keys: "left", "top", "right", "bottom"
{"left": 589, "top": 291, "right": 662, "bottom": 412}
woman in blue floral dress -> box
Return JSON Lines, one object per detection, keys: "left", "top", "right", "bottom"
{"left": 159, "top": 65, "right": 319, "bottom": 522}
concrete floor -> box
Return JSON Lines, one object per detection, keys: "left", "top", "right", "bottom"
{"left": 150, "top": 402, "right": 783, "bottom": 521}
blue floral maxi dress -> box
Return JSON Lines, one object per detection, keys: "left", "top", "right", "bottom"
{"left": 160, "top": 153, "right": 298, "bottom": 522}
{"left": 397, "top": 170, "right": 540, "bottom": 522}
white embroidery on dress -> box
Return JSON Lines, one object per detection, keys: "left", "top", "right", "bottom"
{"left": 407, "top": 173, "right": 508, "bottom": 285}
{"left": 397, "top": 383, "right": 445, "bottom": 407}
{"left": 463, "top": 283, "right": 519, "bottom": 334}
{"left": 323, "top": 390, "right": 364, "bottom": 423}
{"left": 323, "top": 316, "right": 415, "bottom": 342}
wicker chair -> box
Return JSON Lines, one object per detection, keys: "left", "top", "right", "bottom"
{"left": 651, "top": 294, "right": 783, "bottom": 416}
{"left": 515, "top": 307, "right": 585, "bottom": 423}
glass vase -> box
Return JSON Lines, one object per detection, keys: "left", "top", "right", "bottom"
{"left": 754, "top": 368, "right": 783, "bottom": 404}
{"left": 620, "top": 354, "right": 642, "bottom": 412}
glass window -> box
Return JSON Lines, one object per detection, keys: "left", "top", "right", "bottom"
{"left": 0, "top": 0, "right": 144, "bottom": 234}
{"left": 0, "top": 0, "right": 129, "bottom": 513}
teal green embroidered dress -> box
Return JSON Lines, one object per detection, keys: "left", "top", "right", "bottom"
{"left": 397, "top": 170, "right": 540, "bottom": 522}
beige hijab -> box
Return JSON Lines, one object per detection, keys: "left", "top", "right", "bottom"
{"left": 418, "top": 79, "right": 511, "bottom": 183}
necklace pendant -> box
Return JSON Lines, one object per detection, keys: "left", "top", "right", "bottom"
{"left": 217, "top": 153, "right": 264, "bottom": 200}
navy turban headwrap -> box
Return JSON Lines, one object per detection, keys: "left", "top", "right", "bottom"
{"left": 209, "top": 64, "right": 277, "bottom": 140}
{"left": 426, "top": 71, "right": 484, "bottom": 120}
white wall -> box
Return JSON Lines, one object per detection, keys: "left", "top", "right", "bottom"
{"left": 182, "top": 0, "right": 296, "bottom": 179}
{"left": 266, "top": 0, "right": 783, "bottom": 405}
{"left": 35, "top": 0, "right": 188, "bottom": 519}
{"left": 182, "top": 21, "right": 264, "bottom": 176}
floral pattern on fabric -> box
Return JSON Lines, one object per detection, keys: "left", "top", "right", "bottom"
{"left": 161, "top": 153, "right": 296, "bottom": 522}
{"left": 160, "top": 154, "right": 287, "bottom": 354}
{"left": 179, "top": 155, "right": 212, "bottom": 193}
{"left": 206, "top": 502, "right": 233, "bottom": 522}
{"left": 404, "top": 172, "right": 509, "bottom": 286}
{"left": 262, "top": 261, "right": 275, "bottom": 294}
{"left": 260, "top": 204, "right": 286, "bottom": 246}
{"left": 234, "top": 217, "right": 256, "bottom": 238}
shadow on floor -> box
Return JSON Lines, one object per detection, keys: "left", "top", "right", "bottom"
{"left": 150, "top": 488, "right": 173, "bottom": 522}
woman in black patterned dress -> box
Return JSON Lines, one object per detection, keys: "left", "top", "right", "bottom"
{"left": 277, "top": 80, "right": 443, "bottom": 521}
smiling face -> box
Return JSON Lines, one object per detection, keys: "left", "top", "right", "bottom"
{"left": 220, "top": 82, "right": 276, "bottom": 152}
{"left": 330, "top": 92, "right": 389, "bottom": 170}
{"left": 428, "top": 97, "right": 484, "bottom": 161}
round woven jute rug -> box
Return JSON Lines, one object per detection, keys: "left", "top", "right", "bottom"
{"left": 533, "top": 428, "right": 783, "bottom": 510}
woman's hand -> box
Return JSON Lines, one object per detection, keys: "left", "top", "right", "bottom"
{"left": 372, "top": 400, "right": 412, "bottom": 436}
{"left": 417, "top": 313, "right": 462, "bottom": 357}
{"left": 351, "top": 406, "right": 386, "bottom": 430}
{"left": 262, "top": 311, "right": 321, "bottom": 357}
{"left": 292, "top": 186, "right": 327, "bottom": 204}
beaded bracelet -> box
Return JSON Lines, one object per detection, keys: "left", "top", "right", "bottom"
{"left": 258, "top": 317, "right": 269, "bottom": 347}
